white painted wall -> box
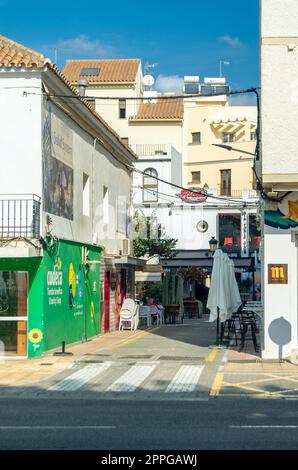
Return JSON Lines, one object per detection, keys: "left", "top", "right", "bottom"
{"left": 261, "top": 0, "right": 298, "bottom": 37}
{"left": 263, "top": 229, "right": 298, "bottom": 359}
{"left": 135, "top": 203, "right": 257, "bottom": 251}
{"left": 132, "top": 144, "right": 182, "bottom": 205}
{"left": 261, "top": 1, "right": 298, "bottom": 358}
{"left": 0, "top": 70, "right": 132, "bottom": 255}
{"left": 42, "top": 99, "right": 132, "bottom": 254}
{"left": 261, "top": 0, "right": 298, "bottom": 179}
{"left": 261, "top": 45, "right": 298, "bottom": 177}
{"left": 0, "top": 72, "right": 43, "bottom": 196}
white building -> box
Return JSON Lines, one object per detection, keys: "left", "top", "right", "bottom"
{"left": 63, "top": 58, "right": 260, "bottom": 297}
{"left": 0, "top": 35, "right": 140, "bottom": 358}
{"left": 261, "top": 0, "right": 298, "bottom": 359}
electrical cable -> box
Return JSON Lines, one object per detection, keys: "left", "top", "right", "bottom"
{"left": 25, "top": 86, "right": 260, "bottom": 102}
{"left": 137, "top": 185, "right": 256, "bottom": 208}
{"left": 19, "top": 82, "right": 278, "bottom": 204}
{"left": 133, "top": 168, "right": 257, "bottom": 206}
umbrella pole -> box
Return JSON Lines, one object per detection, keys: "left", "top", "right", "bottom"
{"left": 209, "top": 307, "right": 227, "bottom": 349}
{"left": 216, "top": 307, "right": 220, "bottom": 346}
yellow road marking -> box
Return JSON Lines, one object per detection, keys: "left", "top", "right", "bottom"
{"left": 222, "top": 381, "right": 272, "bottom": 396}
{"left": 110, "top": 326, "right": 161, "bottom": 350}
{"left": 217, "top": 371, "right": 298, "bottom": 397}
{"left": 227, "top": 376, "right": 286, "bottom": 387}
{"left": 206, "top": 349, "right": 220, "bottom": 363}
{"left": 210, "top": 372, "right": 224, "bottom": 397}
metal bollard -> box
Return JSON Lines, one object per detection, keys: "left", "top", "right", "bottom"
{"left": 53, "top": 341, "right": 74, "bottom": 356}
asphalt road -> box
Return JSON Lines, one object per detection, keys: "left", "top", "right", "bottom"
{"left": 0, "top": 397, "right": 298, "bottom": 450}
{"left": 1, "top": 319, "right": 298, "bottom": 450}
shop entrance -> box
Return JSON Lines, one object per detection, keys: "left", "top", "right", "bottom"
{"left": 0, "top": 271, "right": 28, "bottom": 357}
{"left": 104, "top": 271, "right": 110, "bottom": 333}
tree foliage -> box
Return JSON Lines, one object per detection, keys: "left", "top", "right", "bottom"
{"left": 176, "top": 266, "right": 207, "bottom": 284}
{"left": 133, "top": 212, "right": 178, "bottom": 258}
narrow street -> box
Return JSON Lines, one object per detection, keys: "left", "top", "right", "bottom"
{"left": 1, "top": 319, "right": 298, "bottom": 450}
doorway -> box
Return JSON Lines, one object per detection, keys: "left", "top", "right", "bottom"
{"left": 104, "top": 271, "right": 110, "bottom": 333}
{"left": 120, "top": 269, "right": 127, "bottom": 304}
{"left": 220, "top": 169, "right": 231, "bottom": 196}
{"left": 0, "top": 271, "right": 28, "bottom": 357}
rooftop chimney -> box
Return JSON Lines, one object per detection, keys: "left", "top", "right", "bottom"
{"left": 77, "top": 80, "right": 89, "bottom": 97}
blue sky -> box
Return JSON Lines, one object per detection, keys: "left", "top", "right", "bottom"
{"left": 1, "top": 0, "right": 259, "bottom": 104}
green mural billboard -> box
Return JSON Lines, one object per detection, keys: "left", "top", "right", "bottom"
{"left": 0, "top": 239, "right": 102, "bottom": 358}
{"left": 43, "top": 239, "right": 102, "bottom": 353}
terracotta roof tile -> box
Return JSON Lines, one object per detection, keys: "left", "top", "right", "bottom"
{"left": 0, "top": 35, "right": 47, "bottom": 67}
{"left": 0, "top": 35, "right": 137, "bottom": 162}
{"left": 133, "top": 98, "right": 184, "bottom": 120}
{"left": 46, "top": 64, "right": 137, "bottom": 162}
{"left": 63, "top": 59, "right": 140, "bottom": 83}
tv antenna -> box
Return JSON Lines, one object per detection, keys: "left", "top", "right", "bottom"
{"left": 144, "top": 62, "right": 158, "bottom": 76}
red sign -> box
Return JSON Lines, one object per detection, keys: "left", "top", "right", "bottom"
{"left": 180, "top": 188, "right": 207, "bottom": 203}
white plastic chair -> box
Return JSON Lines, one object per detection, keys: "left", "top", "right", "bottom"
{"left": 148, "top": 305, "right": 162, "bottom": 325}
{"left": 157, "top": 305, "right": 165, "bottom": 324}
{"left": 118, "top": 299, "right": 139, "bottom": 331}
{"left": 139, "top": 306, "right": 151, "bottom": 327}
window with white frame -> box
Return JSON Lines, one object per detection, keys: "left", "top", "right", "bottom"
{"left": 119, "top": 99, "right": 126, "bottom": 119}
{"left": 250, "top": 131, "right": 257, "bottom": 141}
{"left": 82, "top": 173, "right": 90, "bottom": 216}
{"left": 143, "top": 168, "right": 158, "bottom": 202}
{"left": 103, "top": 186, "right": 109, "bottom": 224}
{"left": 191, "top": 171, "right": 201, "bottom": 184}
{"left": 191, "top": 132, "right": 201, "bottom": 144}
{"left": 223, "top": 132, "right": 235, "bottom": 143}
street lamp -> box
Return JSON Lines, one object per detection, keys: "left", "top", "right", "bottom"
{"left": 209, "top": 236, "right": 218, "bottom": 253}
{"left": 212, "top": 143, "right": 255, "bottom": 157}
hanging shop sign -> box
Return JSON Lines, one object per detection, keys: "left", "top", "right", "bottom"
{"left": 179, "top": 188, "right": 207, "bottom": 203}
{"left": 268, "top": 264, "right": 288, "bottom": 284}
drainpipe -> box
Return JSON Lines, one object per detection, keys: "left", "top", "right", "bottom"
{"left": 92, "top": 138, "right": 96, "bottom": 244}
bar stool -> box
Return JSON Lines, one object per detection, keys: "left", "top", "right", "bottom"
{"left": 239, "top": 310, "right": 260, "bottom": 353}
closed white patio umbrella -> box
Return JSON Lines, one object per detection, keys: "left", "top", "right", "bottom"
{"left": 207, "top": 249, "right": 241, "bottom": 347}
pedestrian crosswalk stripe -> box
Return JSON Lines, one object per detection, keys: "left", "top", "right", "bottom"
{"left": 48, "top": 362, "right": 112, "bottom": 392}
{"left": 166, "top": 366, "right": 204, "bottom": 393}
{"left": 107, "top": 364, "right": 157, "bottom": 392}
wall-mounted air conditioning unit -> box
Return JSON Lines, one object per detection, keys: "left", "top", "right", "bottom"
{"left": 118, "top": 238, "right": 134, "bottom": 256}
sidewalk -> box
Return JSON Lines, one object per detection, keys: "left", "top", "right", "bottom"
{"left": 1, "top": 318, "right": 297, "bottom": 388}
{"left": 0, "top": 327, "right": 151, "bottom": 387}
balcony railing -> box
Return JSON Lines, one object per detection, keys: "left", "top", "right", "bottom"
{"left": 133, "top": 144, "right": 168, "bottom": 157}
{"left": 0, "top": 194, "right": 41, "bottom": 238}
{"left": 231, "top": 189, "right": 258, "bottom": 199}
{"left": 208, "top": 189, "right": 258, "bottom": 200}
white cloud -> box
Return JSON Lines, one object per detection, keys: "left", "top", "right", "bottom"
{"left": 220, "top": 35, "right": 242, "bottom": 48}
{"left": 155, "top": 74, "right": 184, "bottom": 93}
{"left": 56, "top": 34, "right": 111, "bottom": 56}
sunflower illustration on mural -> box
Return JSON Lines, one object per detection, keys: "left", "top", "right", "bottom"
{"left": 28, "top": 328, "right": 43, "bottom": 344}
{"left": 68, "top": 263, "right": 76, "bottom": 309}
{"left": 90, "top": 301, "right": 95, "bottom": 320}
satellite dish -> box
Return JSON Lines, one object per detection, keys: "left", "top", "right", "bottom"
{"left": 143, "top": 75, "right": 155, "bottom": 87}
